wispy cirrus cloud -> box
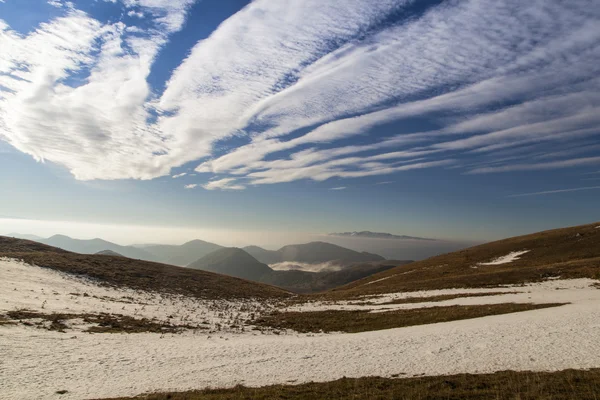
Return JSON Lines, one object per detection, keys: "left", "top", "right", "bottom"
{"left": 508, "top": 186, "right": 600, "bottom": 198}
{"left": 468, "top": 156, "right": 600, "bottom": 174}
{"left": 0, "top": 0, "right": 599, "bottom": 190}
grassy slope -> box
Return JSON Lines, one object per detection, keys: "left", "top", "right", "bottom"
{"left": 329, "top": 222, "right": 600, "bottom": 298}
{"left": 103, "top": 369, "right": 600, "bottom": 400}
{"left": 253, "top": 303, "right": 565, "bottom": 333}
{"left": 0, "top": 236, "right": 290, "bottom": 300}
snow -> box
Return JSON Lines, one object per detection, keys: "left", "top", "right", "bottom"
{"left": 2, "top": 258, "right": 600, "bottom": 400}
{"left": 0, "top": 258, "right": 276, "bottom": 333}
{"left": 285, "top": 278, "right": 598, "bottom": 313}
{"left": 364, "top": 274, "right": 396, "bottom": 285}
{"left": 478, "top": 250, "right": 530, "bottom": 265}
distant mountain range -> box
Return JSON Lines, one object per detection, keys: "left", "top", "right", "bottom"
{"left": 329, "top": 231, "right": 435, "bottom": 241}
{"left": 189, "top": 246, "right": 410, "bottom": 293}
{"left": 6, "top": 233, "right": 223, "bottom": 266}
{"left": 6, "top": 233, "right": 402, "bottom": 293}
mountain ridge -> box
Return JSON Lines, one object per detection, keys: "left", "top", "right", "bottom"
{"left": 329, "top": 231, "right": 435, "bottom": 241}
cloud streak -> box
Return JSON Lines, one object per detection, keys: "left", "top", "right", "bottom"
{"left": 508, "top": 186, "right": 600, "bottom": 198}
{"left": 0, "top": 0, "right": 599, "bottom": 189}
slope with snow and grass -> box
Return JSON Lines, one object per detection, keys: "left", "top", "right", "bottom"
{"left": 1, "top": 222, "right": 600, "bottom": 400}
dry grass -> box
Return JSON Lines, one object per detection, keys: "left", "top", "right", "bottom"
{"left": 328, "top": 222, "right": 600, "bottom": 299}
{"left": 100, "top": 368, "right": 600, "bottom": 399}
{"left": 379, "top": 291, "right": 516, "bottom": 305}
{"left": 3, "top": 309, "right": 201, "bottom": 333}
{"left": 252, "top": 302, "right": 565, "bottom": 333}
{"left": 0, "top": 236, "right": 291, "bottom": 300}
{"left": 347, "top": 291, "right": 516, "bottom": 306}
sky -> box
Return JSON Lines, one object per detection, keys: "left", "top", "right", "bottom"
{"left": 0, "top": 0, "right": 599, "bottom": 246}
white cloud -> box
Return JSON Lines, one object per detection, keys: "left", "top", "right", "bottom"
{"left": 172, "top": 172, "right": 187, "bottom": 178}
{"left": 201, "top": 178, "right": 245, "bottom": 191}
{"left": 330, "top": 187, "right": 346, "bottom": 190}
{"left": 127, "top": 10, "right": 144, "bottom": 18}
{"left": 184, "top": 183, "right": 197, "bottom": 189}
{"left": 0, "top": 0, "right": 599, "bottom": 186}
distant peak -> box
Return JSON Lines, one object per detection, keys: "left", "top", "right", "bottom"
{"left": 48, "top": 234, "right": 72, "bottom": 240}
{"left": 329, "top": 231, "right": 435, "bottom": 241}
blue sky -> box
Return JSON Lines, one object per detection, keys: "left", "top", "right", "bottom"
{"left": 0, "top": 0, "right": 599, "bottom": 245}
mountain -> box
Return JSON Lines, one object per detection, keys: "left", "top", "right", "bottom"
{"left": 329, "top": 231, "right": 435, "bottom": 241}
{"left": 278, "top": 242, "right": 384, "bottom": 264}
{"left": 95, "top": 250, "right": 123, "bottom": 257}
{"left": 0, "top": 236, "right": 289, "bottom": 300}
{"left": 5, "top": 234, "right": 223, "bottom": 266}
{"left": 7, "top": 233, "right": 44, "bottom": 241}
{"left": 243, "top": 245, "right": 281, "bottom": 264}
{"left": 245, "top": 241, "right": 385, "bottom": 265}
{"left": 333, "top": 222, "right": 600, "bottom": 298}
{"left": 260, "top": 261, "right": 410, "bottom": 293}
{"left": 189, "top": 247, "right": 405, "bottom": 293}
{"left": 40, "top": 235, "right": 156, "bottom": 261}
{"left": 143, "top": 239, "right": 223, "bottom": 266}
{"left": 188, "top": 247, "right": 273, "bottom": 281}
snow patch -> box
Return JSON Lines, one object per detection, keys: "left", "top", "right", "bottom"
{"left": 286, "top": 278, "right": 599, "bottom": 313}
{"left": 478, "top": 250, "right": 530, "bottom": 265}
{"left": 364, "top": 274, "right": 396, "bottom": 285}
{"left": 0, "top": 258, "right": 275, "bottom": 334}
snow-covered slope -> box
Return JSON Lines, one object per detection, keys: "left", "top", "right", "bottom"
{"left": 2, "top": 258, "right": 600, "bottom": 400}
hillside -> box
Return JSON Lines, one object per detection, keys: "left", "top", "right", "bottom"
{"left": 0, "top": 236, "right": 289, "bottom": 300}
{"left": 188, "top": 247, "right": 274, "bottom": 281}
{"left": 331, "top": 222, "right": 600, "bottom": 298}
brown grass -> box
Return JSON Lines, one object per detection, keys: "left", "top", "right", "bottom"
{"left": 376, "top": 291, "right": 515, "bottom": 305}
{"left": 99, "top": 368, "right": 600, "bottom": 400}
{"left": 3, "top": 309, "right": 200, "bottom": 333}
{"left": 0, "top": 236, "right": 290, "bottom": 300}
{"left": 327, "top": 222, "right": 600, "bottom": 299}
{"left": 252, "top": 302, "right": 565, "bottom": 333}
